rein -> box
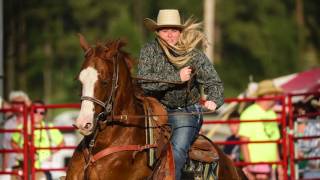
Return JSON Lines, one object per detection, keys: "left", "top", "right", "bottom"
{"left": 133, "top": 67, "right": 199, "bottom": 84}
{"left": 107, "top": 110, "right": 214, "bottom": 122}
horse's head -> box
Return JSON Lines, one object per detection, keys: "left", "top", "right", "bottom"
{"left": 74, "top": 34, "right": 131, "bottom": 136}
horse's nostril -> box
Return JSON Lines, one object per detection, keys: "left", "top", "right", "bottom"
{"left": 84, "top": 123, "right": 92, "bottom": 130}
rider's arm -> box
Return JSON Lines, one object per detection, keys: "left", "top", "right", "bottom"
{"left": 195, "top": 50, "right": 224, "bottom": 108}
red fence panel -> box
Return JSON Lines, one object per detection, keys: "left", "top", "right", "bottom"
{"left": 288, "top": 92, "right": 320, "bottom": 180}
{"left": 2, "top": 92, "right": 319, "bottom": 180}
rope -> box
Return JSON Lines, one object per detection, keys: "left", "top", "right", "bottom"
{"left": 109, "top": 110, "right": 215, "bottom": 119}
{"left": 133, "top": 68, "right": 199, "bottom": 85}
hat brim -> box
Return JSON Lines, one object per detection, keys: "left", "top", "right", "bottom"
{"left": 254, "top": 88, "right": 283, "bottom": 97}
{"left": 311, "top": 99, "right": 320, "bottom": 108}
{"left": 144, "top": 18, "right": 185, "bottom": 31}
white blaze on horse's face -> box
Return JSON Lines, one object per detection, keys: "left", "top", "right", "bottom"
{"left": 76, "top": 67, "right": 98, "bottom": 135}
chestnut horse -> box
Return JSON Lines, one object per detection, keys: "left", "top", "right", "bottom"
{"left": 65, "top": 34, "right": 247, "bottom": 180}
{"left": 66, "top": 35, "right": 163, "bottom": 180}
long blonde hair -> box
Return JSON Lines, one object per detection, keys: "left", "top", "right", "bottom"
{"left": 156, "top": 17, "right": 208, "bottom": 68}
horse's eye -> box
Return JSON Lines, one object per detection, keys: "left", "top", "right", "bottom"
{"left": 101, "top": 80, "right": 108, "bottom": 85}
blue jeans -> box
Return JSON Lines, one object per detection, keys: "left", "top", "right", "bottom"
{"left": 167, "top": 103, "right": 203, "bottom": 180}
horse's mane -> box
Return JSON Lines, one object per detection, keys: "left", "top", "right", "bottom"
{"left": 93, "top": 40, "right": 135, "bottom": 69}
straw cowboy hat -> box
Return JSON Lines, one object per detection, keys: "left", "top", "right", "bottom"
{"left": 310, "top": 96, "right": 320, "bottom": 108}
{"left": 254, "top": 80, "right": 283, "bottom": 97}
{"left": 144, "top": 9, "right": 185, "bottom": 31}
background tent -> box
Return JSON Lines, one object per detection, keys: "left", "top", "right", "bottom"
{"left": 275, "top": 67, "right": 320, "bottom": 94}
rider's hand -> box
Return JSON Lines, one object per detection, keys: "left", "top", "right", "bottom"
{"left": 179, "top": 66, "right": 192, "bottom": 82}
{"left": 204, "top": 100, "right": 217, "bottom": 111}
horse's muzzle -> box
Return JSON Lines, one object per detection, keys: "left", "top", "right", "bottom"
{"left": 73, "top": 123, "right": 93, "bottom": 136}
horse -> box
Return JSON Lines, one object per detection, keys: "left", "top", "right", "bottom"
{"left": 65, "top": 34, "right": 247, "bottom": 180}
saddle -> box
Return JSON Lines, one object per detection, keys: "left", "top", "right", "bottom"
{"left": 137, "top": 96, "right": 219, "bottom": 179}
{"left": 183, "top": 135, "right": 220, "bottom": 180}
{"left": 137, "top": 96, "right": 174, "bottom": 179}
{"left": 189, "top": 135, "right": 219, "bottom": 163}
{"left": 137, "top": 96, "right": 171, "bottom": 158}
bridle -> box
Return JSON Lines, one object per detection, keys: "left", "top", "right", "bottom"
{"left": 81, "top": 53, "right": 120, "bottom": 128}
{"left": 79, "top": 52, "right": 121, "bottom": 179}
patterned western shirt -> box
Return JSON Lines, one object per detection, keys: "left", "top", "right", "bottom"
{"left": 137, "top": 40, "right": 224, "bottom": 109}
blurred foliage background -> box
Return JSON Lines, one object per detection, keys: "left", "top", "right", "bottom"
{"left": 3, "top": 0, "right": 320, "bottom": 103}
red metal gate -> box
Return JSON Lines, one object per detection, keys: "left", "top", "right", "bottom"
{"left": 288, "top": 92, "right": 320, "bottom": 180}
{"left": 1, "top": 93, "right": 319, "bottom": 179}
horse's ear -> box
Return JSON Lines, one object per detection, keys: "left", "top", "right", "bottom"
{"left": 116, "top": 39, "right": 127, "bottom": 50}
{"left": 78, "top": 33, "right": 90, "bottom": 51}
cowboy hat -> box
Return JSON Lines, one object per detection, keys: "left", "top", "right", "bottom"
{"left": 144, "top": 9, "right": 185, "bottom": 31}
{"left": 254, "top": 80, "right": 283, "bottom": 97}
{"left": 311, "top": 97, "right": 320, "bottom": 108}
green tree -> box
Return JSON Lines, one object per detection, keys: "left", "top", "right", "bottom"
{"left": 3, "top": 0, "right": 320, "bottom": 102}
{"left": 216, "top": 0, "right": 299, "bottom": 96}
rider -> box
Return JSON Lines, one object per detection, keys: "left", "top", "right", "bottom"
{"left": 137, "top": 9, "right": 224, "bottom": 179}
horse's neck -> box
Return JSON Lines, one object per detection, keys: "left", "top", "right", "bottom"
{"left": 94, "top": 105, "right": 145, "bottom": 150}
{"left": 113, "top": 68, "right": 140, "bottom": 115}
{"left": 94, "top": 63, "right": 146, "bottom": 147}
